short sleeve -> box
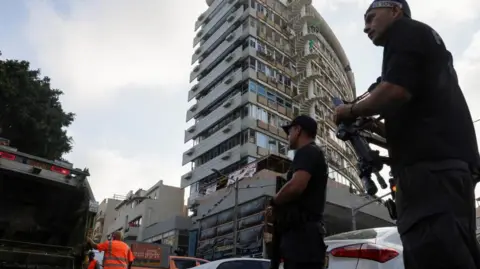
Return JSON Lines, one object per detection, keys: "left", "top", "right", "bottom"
{"left": 128, "top": 248, "right": 135, "bottom": 262}
{"left": 292, "top": 145, "right": 324, "bottom": 176}
{"left": 97, "top": 241, "right": 109, "bottom": 252}
{"left": 382, "top": 22, "right": 425, "bottom": 95}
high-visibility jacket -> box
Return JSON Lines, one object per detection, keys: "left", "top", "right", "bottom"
{"left": 98, "top": 240, "right": 135, "bottom": 269}
{"left": 87, "top": 259, "right": 99, "bottom": 269}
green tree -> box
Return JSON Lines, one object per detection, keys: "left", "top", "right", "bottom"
{"left": 0, "top": 52, "right": 75, "bottom": 159}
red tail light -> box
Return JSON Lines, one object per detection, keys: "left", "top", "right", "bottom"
{"left": 51, "top": 165, "right": 70, "bottom": 175}
{"left": 330, "top": 243, "right": 399, "bottom": 263}
{"left": 0, "top": 151, "right": 16, "bottom": 161}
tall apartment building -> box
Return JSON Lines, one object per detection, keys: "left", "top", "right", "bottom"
{"left": 182, "top": 0, "right": 364, "bottom": 198}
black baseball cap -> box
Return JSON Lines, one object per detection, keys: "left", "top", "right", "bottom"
{"left": 281, "top": 115, "right": 317, "bottom": 137}
{"left": 365, "top": 0, "right": 411, "bottom": 18}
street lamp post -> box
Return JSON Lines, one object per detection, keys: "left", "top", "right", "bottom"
{"left": 350, "top": 192, "right": 392, "bottom": 230}
{"left": 212, "top": 169, "right": 239, "bottom": 257}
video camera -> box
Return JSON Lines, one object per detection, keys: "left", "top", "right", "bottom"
{"left": 332, "top": 97, "right": 389, "bottom": 196}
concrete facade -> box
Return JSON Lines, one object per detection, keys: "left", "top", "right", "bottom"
{"left": 106, "top": 180, "right": 185, "bottom": 241}
{"left": 142, "top": 216, "right": 193, "bottom": 251}
{"left": 188, "top": 162, "right": 394, "bottom": 259}
{"left": 184, "top": 0, "right": 365, "bottom": 201}
{"left": 192, "top": 168, "right": 393, "bottom": 230}
{"left": 93, "top": 197, "right": 122, "bottom": 242}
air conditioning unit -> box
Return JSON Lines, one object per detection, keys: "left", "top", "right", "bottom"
{"left": 221, "top": 152, "right": 231, "bottom": 160}
{"left": 193, "top": 65, "right": 200, "bottom": 72}
{"left": 227, "top": 15, "right": 235, "bottom": 22}
{"left": 225, "top": 53, "right": 235, "bottom": 62}
{"left": 187, "top": 126, "right": 196, "bottom": 133}
{"left": 223, "top": 98, "right": 233, "bottom": 108}
{"left": 189, "top": 104, "right": 198, "bottom": 112}
{"left": 185, "top": 148, "right": 195, "bottom": 156}
{"left": 226, "top": 33, "right": 235, "bottom": 42}
{"left": 195, "top": 48, "right": 202, "bottom": 55}
{"left": 224, "top": 75, "right": 234, "bottom": 84}
{"left": 222, "top": 124, "right": 233, "bottom": 133}
{"left": 191, "top": 84, "right": 199, "bottom": 92}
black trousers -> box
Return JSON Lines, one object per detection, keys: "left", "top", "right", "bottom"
{"left": 280, "top": 222, "right": 326, "bottom": 269}
{"left": 396, "top": 159, "right": 480, "bottom": 269}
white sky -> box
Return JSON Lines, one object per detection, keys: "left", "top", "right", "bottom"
{"left": 1, "top": 0, "right": 480, "bottom": 201}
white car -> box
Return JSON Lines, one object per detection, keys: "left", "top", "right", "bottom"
{"left": 324, "top": 226, "right": 403, "bottom": 269}
{"left": 192, "top": 257, "right": 270, "bottom": 269}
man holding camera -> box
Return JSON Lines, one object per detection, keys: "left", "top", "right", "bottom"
{"left": 334, "top": 0, "right": 480, "bottom": 268}
{"left": 268, "top": 115, "right": 328, "bottom": 269}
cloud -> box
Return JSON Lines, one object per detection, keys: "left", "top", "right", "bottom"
{"left": 314, "top": 0, "right": 480, "bottom": 25}
{"left": 24, "top": 0, "right": 207, "bottom": 109}
{"left": 76, "top": 148, "right": 182, "bottom": 201}
{"left": 22, "top": 0, "right": 205, "bottom": 200}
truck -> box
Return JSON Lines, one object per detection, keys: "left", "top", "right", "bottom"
{"left": 0, "top": 138, "right": 98, "bottom": 269}
{"left": 94, "top": 241, "right": 208, "bottom": 269}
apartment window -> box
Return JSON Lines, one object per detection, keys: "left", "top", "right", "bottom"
{"left": 257, "top": 107, "right": 268, "bottom": 122}
{"left": 257, "top": 3, "right": 265, "bottom": 13}
{"left": 256, "top": 132, "right": 269, "bottom": 148}
{"left": 190, "top": 182, "right": 199, "bottom": 195}
{"left": 258, "top": 61, "right": 266, "bottom": 73}
{"left": 257, "top": 85, "right": 266, "bottom": 96}
{"left": 129, "top": 217, "right": 142, "bottom": 227}
{"left": 249, "top": 80, "right": 257, "bottom": 92}
{"left": 249, "top": 57, "right": 256, "bottom": 69}
{"left": 279, "top": 143, "right": 287, "bottom": 155}
{"left": 250, "top": 38, "right": 256, "bottom": 48}
{"left": 268, "top": 113, "right": 277, "bottom": 127}
{"left": 268, "top": 138, "right": 277, "bottom": 153}
{"left": 267, "top": 91, "right": 275, "bottom": 101}
{"left": 194, "top": 133, "right": 243, "bottom": 166}
{"left": 250, "top": 0, "right": 255, "bottom": 8}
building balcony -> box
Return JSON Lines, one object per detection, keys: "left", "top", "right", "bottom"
{"left": 183, "top": 117, "right": 258, "bottom": 165}
{"left": 185, "top": 91, "right": 257, "bottom": 143}
{"left": 124, "top": 226, "right": 140, "bottom": 239}
{"left": 187, "top": 69, "right": 246, "bottom": 121}
{"left": 181, "top": 143, "right": 258, "bottom": 188}
{"left": 194, "top": 0, "right": 224, "bottom": 31}
{"left": 190, "top": 38, "right": 249, "bottom": 85}
{"left": 191, "top": 7, "right": 250, "bottom": 66}
{"left": 193, "top": 0, "right": 240, "bottom": 47}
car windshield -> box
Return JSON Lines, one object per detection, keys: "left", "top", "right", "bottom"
{"left": 325, "top": 228, "right": 390, "bottom": 240}
{"left": 172, "top": 258, "right": 200, "bottom": 269}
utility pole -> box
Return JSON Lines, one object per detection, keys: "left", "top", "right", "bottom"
{"left": 212, "top": 169, "right": 239, "bottom": 256}
{"left": 351, "top": 192, "right": 392, "bottom": 230}
{"left": 232, "top": 175, "right": 239, "bottom": 256}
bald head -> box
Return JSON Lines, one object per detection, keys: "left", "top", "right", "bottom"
{"left": 112, "top": 231, "right": 124, "bottom": 241}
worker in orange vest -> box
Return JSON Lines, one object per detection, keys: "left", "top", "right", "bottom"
{"left": 87, "top": 251, "right": 100, "bottom": 269}
{"left": 87, "top": 231, "right": 135, "bottom": 269}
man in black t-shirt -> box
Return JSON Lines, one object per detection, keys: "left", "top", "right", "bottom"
{"left": 334, "top": 1, "right": 480, "bottom": 268}
{"left": 268, "top": 115, "right": 328, "bottom": 269}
